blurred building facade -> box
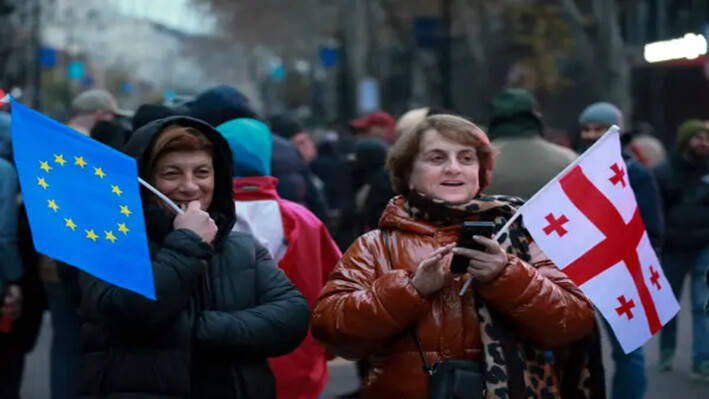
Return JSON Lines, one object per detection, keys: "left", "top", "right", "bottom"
{"left": 622, "top": 0, "right": 709, "bottom": 145}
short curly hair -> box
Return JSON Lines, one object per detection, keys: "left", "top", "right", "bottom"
{"left": 386, "top": 114, "right": 495, "bottom": 196}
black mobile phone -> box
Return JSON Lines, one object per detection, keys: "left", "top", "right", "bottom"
{"left": 450, "top": 221, "right": 495, "bottom": 274}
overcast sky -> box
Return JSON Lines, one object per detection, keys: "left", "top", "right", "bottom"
{"left": 111, "top": 0, "right": 217, "bottom": 34}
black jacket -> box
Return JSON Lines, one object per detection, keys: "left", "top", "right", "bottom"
{"left": 623, "top": 154, "right": 664, "bottom": 252}
{"left": 271, "top": 135, "right": 329, "bottom": 222}
{"left": 77, "top": 116, "right": 310, "bottom": 399}
{"left": 655, "top": 154, "right": 709, "bottom": 252}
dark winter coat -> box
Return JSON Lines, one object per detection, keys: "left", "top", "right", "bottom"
{"left": 77, "top": 116, "right": 310, "bottom": 399}
{"left": 624, "top": 153, "right": 664, "bottom": 252}
{"left": 655, "top": 154, "right": 709, "bottom": 252}
{"left": 271, "top": 135, "right": 328, "bottom": 222}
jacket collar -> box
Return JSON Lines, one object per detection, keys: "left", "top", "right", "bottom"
{"left": 379, "top": 194, "right": 525, "bottom": 236}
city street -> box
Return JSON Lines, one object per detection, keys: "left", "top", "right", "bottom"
{"left": 20, "top": 279, "right": 709, "bottom": 398}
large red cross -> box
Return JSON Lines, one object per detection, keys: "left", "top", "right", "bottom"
{"left": 559, "top": 165, "right": 662, "bottom": 334}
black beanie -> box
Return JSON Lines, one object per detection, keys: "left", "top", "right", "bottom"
{"left": 132, "top": 104, "right": 176, "bottom": 131}
{"left": 268, "top": 114, "right": 304, "bottom": 139}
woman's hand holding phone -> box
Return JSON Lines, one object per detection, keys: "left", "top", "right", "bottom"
{"left": 453, "top": 236, "right": 508, "bottom": 283}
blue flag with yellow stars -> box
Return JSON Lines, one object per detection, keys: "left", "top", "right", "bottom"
{"left": 11, "top": 100, "right": 155, "bottom": 300}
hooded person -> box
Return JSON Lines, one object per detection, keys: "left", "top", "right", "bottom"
{"left": 187, "top": 86, "right": 328, "bottom": 222}
{"left": 485, "top": 89, "right": 577, "bottom": 199}
{"left": 216, "top": 118, "right": 341, "bottom": 399}
{"left": 654, "top": 119, "right": 709, "bottom": 379}
{"left": 76, "top": 116, "right": 310, "bottom": 399}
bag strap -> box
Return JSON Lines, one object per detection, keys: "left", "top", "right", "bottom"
{"left": 381, "top": 229, "right": 434, "bottom": 375}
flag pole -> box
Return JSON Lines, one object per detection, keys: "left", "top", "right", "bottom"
{"left": 459, "top": 126, "right": 620, "bottom": 296}
{"left": 138, "top": 178, "right": 184, "bottom": 215}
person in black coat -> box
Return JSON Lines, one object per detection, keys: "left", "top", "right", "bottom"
{"left": 655, "top": 119, "right": 709, "bottom": 378}
{"left": 77, "top": 116, "right": 310, "bottom": 398}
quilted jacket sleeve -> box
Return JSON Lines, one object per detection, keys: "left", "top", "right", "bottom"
{"left": 311, "top": 231, "right": 429, "bottom": 360}
{"left": 475, "top": 253, "right": 595, "bottom": 349}
{"left": 194, "top": 238, "right": 310, "bottom": 358}
{"left": 79, "top": 229, "right": 210, "bottom": 331}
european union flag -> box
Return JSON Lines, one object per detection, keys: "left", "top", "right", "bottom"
{"left": 11, "top": 100, "right": 155, "bottom": 299}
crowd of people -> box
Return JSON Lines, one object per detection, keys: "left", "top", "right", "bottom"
{"left": 0, "top": 85, "right": 707, "bottom": 399}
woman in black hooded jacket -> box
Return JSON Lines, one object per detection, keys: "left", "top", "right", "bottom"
{"left": 77, "top": 116, "right": 310, "bottom": 398}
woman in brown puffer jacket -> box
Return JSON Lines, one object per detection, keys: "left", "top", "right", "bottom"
{"left": 312, "top": 115, "right": 602, "bottom": 399}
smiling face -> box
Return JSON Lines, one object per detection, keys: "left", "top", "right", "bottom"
{"left": 408, "top": 129, "right": 480, "bottom": 204}
{"left": 152, "top": 150, "right": 215, "bottom": 211}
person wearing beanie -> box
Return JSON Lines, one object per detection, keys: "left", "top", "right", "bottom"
{"left": 577, "top": 101, "right": 664, "bottom": 399}
{"left": 216, "top": 118, "right": 341, "bottom": 399}
{"left": 578, "top": 102, "right": 624, "bottom": 146}
{"left": 655, "top": 119, "right": 709, "bottom": 380}
{"left": 188, "top": 85, "right": 259, "bottom": 128}
{"left": 485, "top": 89, "right": 577, "bottom": 199}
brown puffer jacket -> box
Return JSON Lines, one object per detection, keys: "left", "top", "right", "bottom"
{"left": 312, "top": 198, "right": 595, "bottom": 398}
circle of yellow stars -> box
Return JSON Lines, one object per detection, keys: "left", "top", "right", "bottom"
{"left": 38, "top": 153, "right": 133, "bottom": 244}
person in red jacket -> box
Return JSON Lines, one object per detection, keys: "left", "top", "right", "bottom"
{"left": 217, "top": 117, "right": 341, "bottom": 399}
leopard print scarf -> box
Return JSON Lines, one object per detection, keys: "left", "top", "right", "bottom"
{"left": 404, "top": 191, "right": 606, "bottom": 399}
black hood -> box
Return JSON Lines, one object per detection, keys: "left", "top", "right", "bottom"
{"left": 122, "top": 116, "right": 236, "bottom": 245}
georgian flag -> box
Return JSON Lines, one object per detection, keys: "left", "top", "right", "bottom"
{"left": 514, "top": 127, "right": 679, "bottom": 353}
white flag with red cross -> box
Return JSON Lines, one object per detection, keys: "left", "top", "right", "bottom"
{"left": 514, "top": 126, "right": 679, "bottom": 354}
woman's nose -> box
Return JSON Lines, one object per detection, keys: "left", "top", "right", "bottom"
{"left": 444, "top": 158, "right": 462, "bottom": 173}
{"left": 181, "top": 176, "right": 199, "bottom": 192}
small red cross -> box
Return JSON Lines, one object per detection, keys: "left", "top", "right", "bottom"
{"left": 609, "top": 163, "right": 627, "bottom": 188}
{"left": 649, "top": 266, "right": 661, "bottom": 290}
{"left": 615, "top": 295, "right": 636, "bottom": 320}
{"left": 543, "top": 213, "right": 569, "bottom": 237}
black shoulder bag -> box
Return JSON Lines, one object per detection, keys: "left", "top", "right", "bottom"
{"left": 381, "top": 230, "right": 486, "bottom": 399}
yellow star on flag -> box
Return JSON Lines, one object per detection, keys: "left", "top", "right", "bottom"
{"left": 117, "top": 223, "right": 130, "bottom": 235}
{"left": 104, "top": 231, "right": 118, "bottom": 243}
{"left": 37, "top": 177, "right": 49, "bottom": 189}
{"left": 64, "top": 218, "right": 77, "bottom": 231}
{"left": 54, "top": 154, "right": 67, "bottom": 166}
{"left": 47, "top": 199, "right": 59, "bottom": 212}
{"left": 85, "top": 229, "right": 99, "bottom": 242}
{"left": 40, "top": 160, "right": 52, "bottom": 172}
{"left": 93, "top": 167, "right": 106, "bottom": 179}
{"left": 74, "top": 156, "right": 87, "bottom": 168}
{"left": 111, "top": 185, "right": 123, "bottom": 197}
{"left": 119, "top": 205, "right": 132, "bottom": 217}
